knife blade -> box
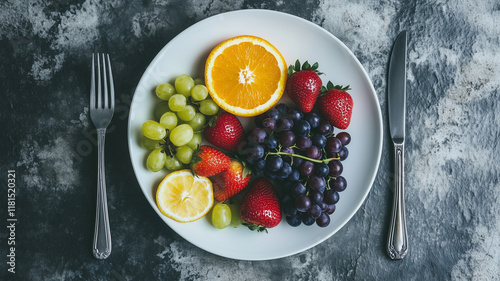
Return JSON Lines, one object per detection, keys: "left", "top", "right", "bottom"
{"left": 387, "top": 30, "right": 408, "bottom": 260}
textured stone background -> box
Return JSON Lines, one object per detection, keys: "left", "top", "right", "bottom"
{"left": 1, "top": 0, "right": 499, "bottom": 280}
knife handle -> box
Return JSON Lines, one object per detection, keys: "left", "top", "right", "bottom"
{"left": 387, "top": 142, "right": 408, "bottom": 259}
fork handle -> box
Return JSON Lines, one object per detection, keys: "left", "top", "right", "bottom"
{"left": 387, "top": 142, "right": 408, "bottom": 259}
{"left": 93, "top": 128, "right": 112, "bottom": 259}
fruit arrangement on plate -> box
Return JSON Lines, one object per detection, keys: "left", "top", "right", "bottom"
{"left": 140, "top": 35, "right": 354, "bottom": 232}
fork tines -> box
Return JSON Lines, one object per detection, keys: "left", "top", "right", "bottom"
{"left": 91, "top": 53, "right": 115, "bottom": 110}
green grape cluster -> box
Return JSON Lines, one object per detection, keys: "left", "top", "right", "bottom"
{"left": 141, "top": 74, "right": 219, "bottom": 172}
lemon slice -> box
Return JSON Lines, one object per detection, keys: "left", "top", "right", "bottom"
{"left": 156, "top": 169, "right": 214, "bottom": 223}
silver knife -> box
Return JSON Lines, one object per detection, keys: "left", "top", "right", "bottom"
{"left": 387, "top": 30, "right": 408, "bottom": 260}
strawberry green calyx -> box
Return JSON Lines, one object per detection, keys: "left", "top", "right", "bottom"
{"left": 321, "top": 80, "right": 351, "bottom": 94}
{"left": 242, "top": 162, "right": 252, "bottom": 178}
{"left": 242, "top": 222, "right": 269, "bottom": 233}
{"left": 288, "top": 59, "right": 323, "bottom": 76}
{"left": 207, "top": 114, "right": 218, "bottom": 127}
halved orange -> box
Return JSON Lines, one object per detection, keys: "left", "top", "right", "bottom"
{"left": 156, "top": 169, "right": 213, "bottom": 223}
{"left": 205, "top": 35, "right": 287, "bottom": 117}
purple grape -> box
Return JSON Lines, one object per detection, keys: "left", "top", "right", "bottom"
{"left": 279, "top": 130, "right": 296, "bottom": 147}
{"left": 262, "top": 118, "right": 276, "bottom": 130}
{"left": 275, "top": 103, "right": 289, "bottom": 117}
{"left": 305, "top": 146, "right": 322, "bottom": 159}
{"left": 264, "top": 135, "right": 278, "bottom": 150}
{"left": 338, "top": 146, "right": 349, "bottom": 161}
{"left": 291, "top": 157, "right": 304, "bottom": 169}
{"left": 324, "top": 204, "right": 336, "bottom": 215}
{"left": 288, "top": 169, "right": 300, "bottom": 182}
{"left": 304, "top": 112, "right": 321, "bottom": 128}
{"left": 299, "top": 160, "right": 314, "bottom": 176}
{"left": 279, "top": 162, "right": 292, "bottom": 178}
{"left": 325, "top": 137, "right": 342, "bottom": 154}
{"left": 331, "top": 176, "right": 347, "bottom": 192}
{"left": 277, "top": 117, "right": 294, "bottom": 131}
{"left": 309, "top": 190, "right": 324, "bottom": 204}
{"left": 295, "top": 194, "right": 312, "bottom": 212}
{"left": 301, "top": 213, "right": 315, "bottom": 226}
{"left": 336, "top": 131, "right": 351, "bottom": 145}
{"left": 314, "top": 163, "right": 330, "bottom": 177}
{"left": 286, "top": 214, "right": 302, "bottom": 227}
{"left": 264, "top": 170, "right": 277, "bottom": 181}
{"left": 267, "top": 108, "right": 280, "bottom": 120}
{"left": 316, "top": 120, "right": 333, "bottom": 135}
{"left": 287, "top": 108, "right": 303, "bottom": 122}
{"left": 282, "top": 199, "right": 297, "bottom": 216}
{"left": 239, "top": 143, "right": 264, "bottom": 164}
{"left": 308, "top": 175, "right": 326, "bottom": 192}
{"left": 316, "top": 212, "right": 330, "bottom": 227}
{"left": 317, "top": 201, "right": 327, "bottom": 211}
{"left": 248, "top": 145, "right": 264, "bottom": 163}
{"left": 328, "top": 160, "right": 343, "bottom": 177}
{"left": 294, "top": 119, "right": 311, "bottom": 136}
{"left": 311, "top": 134, "right": 327, "bottom": 149}
{"left": 253, "top": 158, "right": 266, "bottom": 172}
{"left": 266, "top": 155, "right": 283, "bottom": 172}
{"left": 291, "top": 182, "right": 307, "bottom": 197}
{"left": 296, "top": 136, "right": 312, "bottom": 150}
{"left": 249, "top": 127, "right": 267, "bottom": 144}
{"left": 307, "top": 204, "right": 322, "bottom": 219}
{"left": 323, "top": 189, "right": 340, "bottom": 204}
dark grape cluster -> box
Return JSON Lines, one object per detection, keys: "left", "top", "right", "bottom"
{"left": 237, "top": 103, "right": 351, "bottom": 228}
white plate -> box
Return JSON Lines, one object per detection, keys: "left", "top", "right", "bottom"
{"left": 128, "top": 9, "right": 382, "bottom": 260}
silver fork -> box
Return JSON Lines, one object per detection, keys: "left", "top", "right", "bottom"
{"left": 90, "top": 53, "right": 114, "bottom": 259}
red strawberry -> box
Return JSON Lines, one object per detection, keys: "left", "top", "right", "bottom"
{"left": 191, "top": 145, "right": 231, "bottom": 177}
{"left": 213, "top": 159, "right": 252, "bottom": 202}
{"left": 240, "top": 177, "right": 281, "bottom": 232}
{"left": 204, "top": 112, "right": 244, "bottom": 152}
{"left": 317, "top": 85, "right": 353, "bottom": 130}
{"left": 285, "top": 60, "right": 323, "bottom": 113}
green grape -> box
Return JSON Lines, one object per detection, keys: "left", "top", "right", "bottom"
{"left": 141, "top": 135, "right": 165, "bottom": 150}
{"left": 193, "top": 77, "right": 205, "bottom": 85}
{"left": 155, "top": 101, "right": 171, "bottom": 120}
{"left": 156, "top": 83, "right": 175, "bottom": 100}
{"left": 175, "top": 74, "right": 195, "bottom": 97}
{"left": 229, "top": 203, "right": 242, "bottom": 227}
{"left": 187, "top": 112, "right": 206, "bottom": 132}
{"left": 164, "top": 155, "right": 184, "bottom": 171}
{"left": 159, "top": 112, "right": 178, "bottom": 130}
{"left": 169, "top": 124, "right": 194, "bottom": 146}
{"left": 142, "top": 120, "right": 167, "bottom": 140}
{"left": 191, "top": 84, "right": 209, "bottom": 101}
{"left": 199, "top": 99, "right": 219, "bottom": 115}
{"left": 146, "top": 148, "right": 166, "bottom": 172}
{"left": 177, "top": 105, "right": 196, "bottom": 121}
{"left": 168, "top": 94, "right": 187, "bottom": 112}
{"left": 186, "top": 133, "right": 202, "bottom": 150}
{"left": 175, "top": 146, "right": 194, "bottom": 164}
{"left": 211, "top": 203, "right": 232, "bottom": 229}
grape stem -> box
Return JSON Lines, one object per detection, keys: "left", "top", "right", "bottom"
{"left": 266, "top": 151, "right": 339, "bottom": 164}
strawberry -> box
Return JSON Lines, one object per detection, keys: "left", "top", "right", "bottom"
{"left": 317, "top": 83, "right": 353, "bottom": 130}
{"left": 204, "top": 112, "right": 244, "bottom": 152}
{"left": 191, "top": 145, "right": 231, "bottom": 177}
{"left": 285, "top": 60, "right": 323, "bottom": 113}
{"left": 213, "top": 159, "right": 252, "bottom": 202}
{"left": 240, "top": 177, "right": 281, "bottom": 232}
